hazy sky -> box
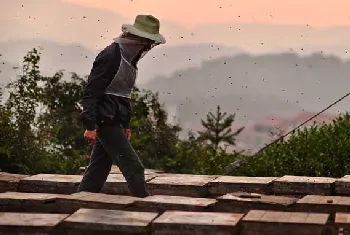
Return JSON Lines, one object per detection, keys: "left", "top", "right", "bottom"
{"left": 2, "top": 0, "right": 350, "bottom": 56}
{"left": 64, "top": 0, "right": 350, "bottom": 27}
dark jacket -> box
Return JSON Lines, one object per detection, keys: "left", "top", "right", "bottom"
{"left": 80, "top": 42, "right": 132, "bottom": 131}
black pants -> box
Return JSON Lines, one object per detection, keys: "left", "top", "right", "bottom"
{"left": 77, "top": 122, "right": 150, "bottom": 198}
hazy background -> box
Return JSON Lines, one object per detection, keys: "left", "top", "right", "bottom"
{"left": 1, "top": 0, "right": 350, "bottom": 151}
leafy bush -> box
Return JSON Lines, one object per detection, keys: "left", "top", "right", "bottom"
{"left": 234, "top": 113, "right": 350, "bottom": 178}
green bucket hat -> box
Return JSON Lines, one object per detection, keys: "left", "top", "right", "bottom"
{"left": 121, "top": 15, "right": 166, "bottom": 44}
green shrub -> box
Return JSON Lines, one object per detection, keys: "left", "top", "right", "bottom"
{"left": 234, "top": 113, "right": 350, "bottom": 178}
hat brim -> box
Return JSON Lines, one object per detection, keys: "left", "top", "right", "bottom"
{"left": 121, "top": 24, "right": 166, "bottom": 44}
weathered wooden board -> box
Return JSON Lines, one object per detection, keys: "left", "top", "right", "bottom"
{"left": 293, "top": 195, "right": 350, "bottom": 215}
{"left": 56, "top": 192, "right": 137, "bottom": 213}
{"left": 80, "top": 165, "right": 164, "bottom": 175}
{"left": 241, "top": 210, "right": 329, "bottom": 235}
{"left": 0, "top": 192, "right": 64, "bottom": 213}
{"left": 0, "top": 212, "right": 68, "bottom": 235}
{"left": 272, "top": 175, "right": 336, "bottom": 195}
{"left": 147, "top": 174, "right": 218, "bottom": 197}
{"left": 152, "top": 211, "right": 243, "bottom": 235}
{"left": 335, "top": 213, "right": 350, "bottom": 235}
{"left": 130, "top": 195, "right": 217, "bottom": 212}
{"left": 59, "top": 208, "right": 158, "bottom": 235}
{"left": 18, "top": 174, "right": 82, "bottom": 194}
{"left": 208, "top": 176, "right": 277, "bottom": 196}
{"left": 335, "top": 175, "right": 350, "bottom": 195}
{"left": 0, "top": 172, "right": 28, "bottom": 193}
{"left": 101, "top": 174, "right": 156, "bottom": 195}
{"left": 215, "top": 192, "right": 298, "bottom": 213}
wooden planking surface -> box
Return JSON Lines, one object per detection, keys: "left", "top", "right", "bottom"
{"left": 0, "top": 173, "right": 28, "bottom": 193}
{"left": 208, "top": 176, "right": 277, "bottom": 195}
{"left": 60, "top": 208, "right": 158, "bottom": 234}
{"left": 0, "top": 212, "right": 69, "bottom": 234}
{"left": 80, "top": 165, "right": 164, "bottom": 175}
{"left": 241, "top": 210, "right": 329, "bottom": 235}
{"left": 293, "top": 195, "right": 350, "bottom": 215}
{"left": 18, "top": 174, "right": 82, "bottom": 194}
{"left": 0, "top": 192, "right": 64, "bottom": 213}
{"left": 216, "top": 192, "right": 298, "bottom": 213}
{"left": 335, "top": 213, "right": 350, "bottom": 235}
{"left": 101, "top": 174, "right": 156, "bottom": 195}
{"left": 57, "top": 192, "right": 137, "bottom": 213}
{"left": 152, "top": 211, "right": 243, "bottom": 235}
{"left": 272, "top": 175, "right": 336, "bottom": 195}
{"left": 130, "top": 195, "right": 217, "bottom": 212}
{"left": 335, "top": 175, "right": 350, "bottom": 195}
{"left": 147, "top": 174, "right": 218, "bottom": 197}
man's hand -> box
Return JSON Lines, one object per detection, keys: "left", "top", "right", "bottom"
{"left": 125, "top": 128, "right": 131, "bottom": 140}
{"left": 84, "top": 129, "right": 97, "bottom": 145}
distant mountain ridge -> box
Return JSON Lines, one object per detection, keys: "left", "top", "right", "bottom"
{"left": 141, "top": 52, "right": 350, "bottom": 128}
{"left": 0, "top": 39, "right": 243, "bottom": 84}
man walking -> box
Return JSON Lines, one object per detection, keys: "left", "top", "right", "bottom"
{"left": 78, "top": 15, "right": 166, "bottom": 197}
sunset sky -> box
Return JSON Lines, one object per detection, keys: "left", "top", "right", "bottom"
{"left": 63, "top": 0, "right": 350, "bottom": 27}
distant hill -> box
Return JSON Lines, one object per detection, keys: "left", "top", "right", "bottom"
{"left": 141, "top": 52, "right": 350, "bottom": 128}
{"left": 0, "top": 39, "right": 95, "bottom": 77}
{"left": 0, "top": 39, "right": 243, "bottom": 84}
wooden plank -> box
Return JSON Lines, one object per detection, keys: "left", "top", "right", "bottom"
{"left": 0, "top": 173, "right": 28, "bottom": 193}
{"left": 293, "top": 195, "right": 350, "bottom": 215}
{"left": 335, "top": 213, "right": 350, "bottom": 235}
{"left": 0, "top": 192, "right": 64, "bottom": 213}
{"left": 272, "top": 175, "right": 336, "bottom": 195}
{"left": 18, "top": 174, "right": 82, "bottom": 194}
{"left": 59, "top": 208, "right": 158, "bottom": 234}
{"left": 147, "top": 174, "right": 218, "bottom": 197}
{"left": 241, "top": 210, "right": 329, "bottom": 235}
{"left": 130, "top": 195, "right": 217, "bottom": 212}
{"left": 0, "top": 212, "right": 68, "bottom": 234}
{"left": 335, "top": 175, "right": 350, "bottom": 195}
{"left": 101, "top": 174, "right": 156, "bottom": 195}
{"left": 208, "top": 176, "right": 277, "bottom": 196}
{"left": 152, "top": 211, "right": 243, "bottom": 235}
{"left": 56, "top": 192, "right": 137, "bottom": 213}
{"left": 215, "top": 192, "right": 298, "bottom": 213}
{"left": 108, "top": 166, "right": 164, "bottom": 175}
{"left": 80, "top": 165, "right": 164, "bottom": 175}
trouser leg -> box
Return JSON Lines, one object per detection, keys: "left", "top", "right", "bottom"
{"left": 98, "top": 124, "right": 150, "bottom": 198}
{"left": 77, "top": 138, "right": 112, "bottom": 193}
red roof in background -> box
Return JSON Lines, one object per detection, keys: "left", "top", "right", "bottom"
{"left": 290, "top": 112, "right": 336, "bottom": 124}
{"left": 253, "top": 117, "right": 287, "bottom": 128}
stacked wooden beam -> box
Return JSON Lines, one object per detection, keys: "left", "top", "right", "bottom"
{"left": 3, "top": 171, "right": 350, "bottom": 234}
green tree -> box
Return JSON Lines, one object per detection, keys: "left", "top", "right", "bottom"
{"left": 129, "top": 87, "right": 182, "bottom": 171}
{"left": 198, "top": 105, "right": 244, "bottom": 156}
{"left": 165, "top": 131, "right": 208, "bottom": 174}
{"left": 2, "top": 49, "right": 56, "bottom": 174}
{"left": 0, "top": 48, "right": 184, "bottom": 174}
{"left": 35, "top": 70, "right": 90, "bottom": 173}
{"left": 168, "top": 106, "right": 244, "bottom": 175}
{"left": 0, "top": 48, "right": 90, "bottom": 174}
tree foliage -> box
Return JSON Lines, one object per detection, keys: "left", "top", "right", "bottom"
{"left": 0, "top": 48, "right": 183, "bottom": 174}
{"left": 198, "top": 105, "right": 244, "bottom": 153}
{"left": 233, "top": 115, "right": 350, "bottom": 178}
{"left": 2, "top": 48, "right": 348, "bottom": 178}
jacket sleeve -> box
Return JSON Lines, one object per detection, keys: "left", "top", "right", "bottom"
{"left": 80, "top": 47, "right": 117, "bottom": 130}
